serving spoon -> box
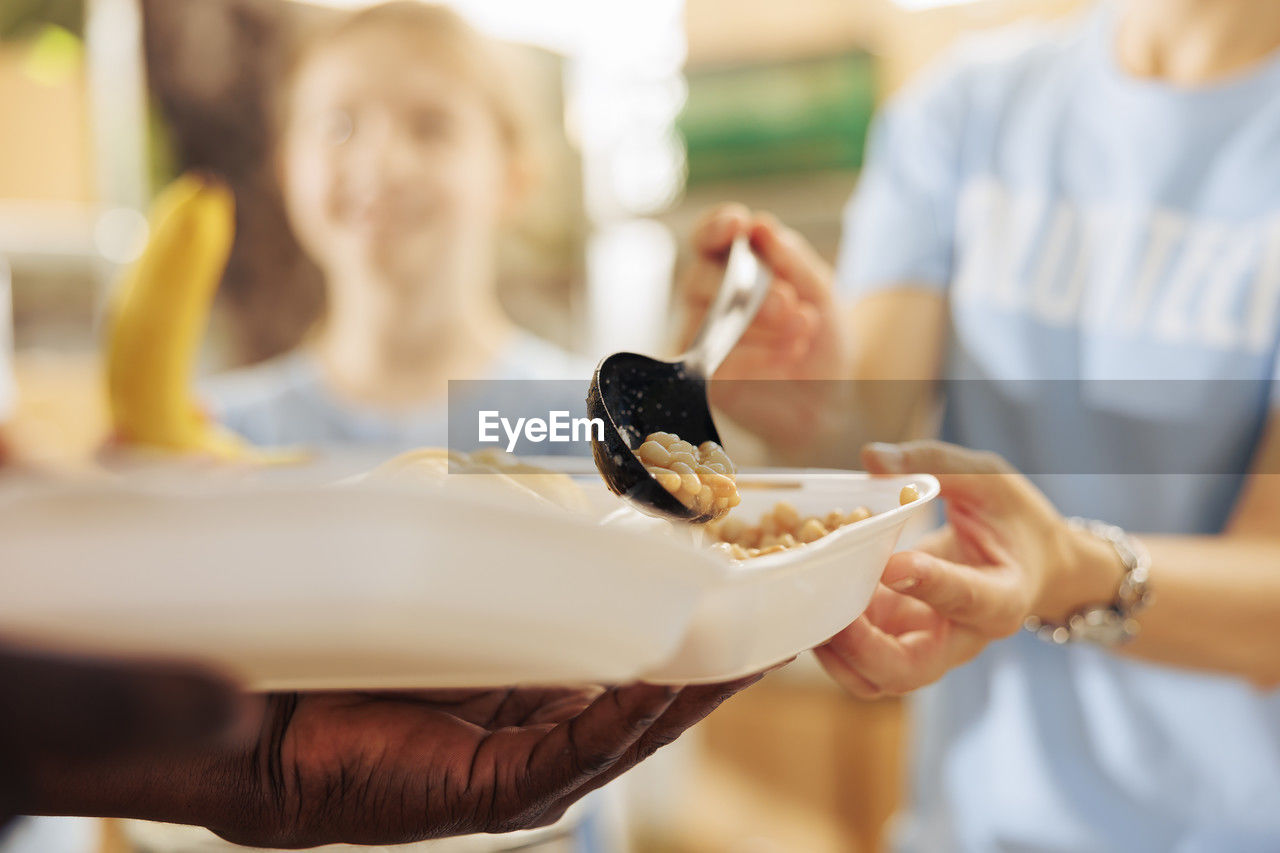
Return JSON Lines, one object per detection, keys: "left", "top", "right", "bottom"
{"left": 587, "top": 236, "right": 772, "bottom": 523}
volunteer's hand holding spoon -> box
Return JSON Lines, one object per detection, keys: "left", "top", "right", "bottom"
{"left": 680, "top": 204, "right": 848, "bottom": 450}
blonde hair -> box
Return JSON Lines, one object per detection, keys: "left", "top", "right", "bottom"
{"left": 278, "top": 1, "right": 530, "bottom": 159}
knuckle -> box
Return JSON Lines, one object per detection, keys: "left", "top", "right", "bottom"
{"left": 638, "top": 730, "right": 681, "bottom": 761}
{"left": 695, "top": 204, "right": 724, "bottom": 226}
{"left": 831, "top": 666, "right": 884, "bottom": 701}
{"left": 856, "top": 677, "right": 888, "bottom": 700}
{"left": 907, "top": 441, "right": 947, "bottom": 471}
{"left": 974, "top": 450, "right": 1010, "bottom": 474}
{"left": 572, "top": 745, "right": 619, "bottom": 779}
{"left": 944, "top": 579, "right": 976, "bottom": 615}
{"left": 754, "top": 210, "right": 780, "bottom": 228}
{"left": 697, "top": 202, "right": 747, "bottom": 233}
{"left": 876, "top": 673, "right": 907, "bottom": 696}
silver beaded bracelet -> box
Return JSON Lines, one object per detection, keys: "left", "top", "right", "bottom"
{"left": 1023, "top": 517, "right": 1152, "bottom": 647}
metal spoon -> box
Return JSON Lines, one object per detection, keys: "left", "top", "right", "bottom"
{"left": 587, "top": 236, "right": 771, "bottom": 523}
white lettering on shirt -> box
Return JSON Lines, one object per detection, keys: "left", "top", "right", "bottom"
{"left": 953, "top": 178, "right": 1280, "bottom": 354}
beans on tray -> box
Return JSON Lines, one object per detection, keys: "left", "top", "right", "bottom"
{"left": 708, "top": 485, "right": 921, "bottom": 560}
{"left": 636, "top": 431, "right": 741, "bottom": 520}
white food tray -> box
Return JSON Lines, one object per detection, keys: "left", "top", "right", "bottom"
{"left": 0, "top": 456, "right": 938, "bottom": 688}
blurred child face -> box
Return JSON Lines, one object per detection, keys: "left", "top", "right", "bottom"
{"left": 281, "top": 29, "right": 512, "bottom": 300}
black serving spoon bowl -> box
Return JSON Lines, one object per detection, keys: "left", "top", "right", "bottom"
{"left": 587, "top": 237, "right": 771, "bottom": 523}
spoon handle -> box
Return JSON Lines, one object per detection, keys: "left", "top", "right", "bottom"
{"left": 682, "top": 236, "right": 772, "bottom": 379}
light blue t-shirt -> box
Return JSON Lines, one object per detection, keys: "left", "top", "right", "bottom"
{"left": 204, "top": 330, "right": 592, "bottom": 454}
{"left": 838, "top": 6, "right": 1280, "bottom": 852}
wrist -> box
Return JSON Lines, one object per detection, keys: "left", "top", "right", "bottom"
{"left": 25, "top": 733, "right": 261, "bottom": 835}
{"left": 1033, "top": 523, "right": 1126, "bottom": 624}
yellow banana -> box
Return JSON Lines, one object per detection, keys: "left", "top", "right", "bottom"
{"left": 104, "top": 172, "right": 259, "bottom": 460}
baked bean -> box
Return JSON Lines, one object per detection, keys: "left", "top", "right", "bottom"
{"left": 846, "top": 507, "right": 872, "bottom": 524}
{"left": 717, "top": 516, "right": 750, "bottom": 545}
{"left": 772, "top": 501, "right": 800, "bottom": 531}
{"left": 796, "top": 517, "right": 828, "bottom": 543}
{"left": 707, "top": 492, "right": 918, "bottom": 560}
{"left": 640, "top": 432, "right": 741, "bottom": 520}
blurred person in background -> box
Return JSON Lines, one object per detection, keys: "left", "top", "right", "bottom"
{"left": 205, "top": 1, "right": 584, "bottom": 451}
{"left": 123, "top": 3, "right": 612, "bottom": 852}
{"left": 683, "top": 0, "right": 1280, "bottom": 849}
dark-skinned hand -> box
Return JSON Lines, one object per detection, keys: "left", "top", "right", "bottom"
{"left": 9, "top": 646, "right": 763, "bottom": 848}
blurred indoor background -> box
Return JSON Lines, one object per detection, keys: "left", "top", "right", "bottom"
{"left": 1, "top": 0, "right": 1084, "bottom": 850}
